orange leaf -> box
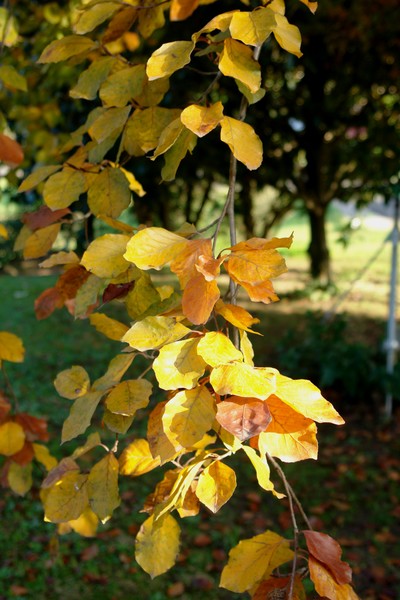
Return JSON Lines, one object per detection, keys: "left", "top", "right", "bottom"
{"left": 34, "top": 287, "right": 65, "bottom": 319}
{"left": 0, "top": 133, "right": 24, "bottom": 166}
{"left": 195, "top": 254, "right": 226, "bottom": 281}
{"left": 57, "top": 265, "right": 90, "bottom": 300}
{"left": 9, "top": 441, "right": 34, "bottom": 466}
{"left": 216, "top": 397, "right": 271, "bottom": 442}
{"left": 251, "top": 575, "right": 305, "bottom": 599}
{"left": 308, "top": 556, "right": 359, "bottom": 600}
{"left": 181, "top": 274, "right": 220, "bottom": 325}
{"left": 15, "top": 413, "right": 49, "bottom": 442}
{"left": 215, "top": 300, "right": 260, "bottom": 334}
{"left": 170, "top": 238, "right": 212, "bottom": 287}
{"left": 170, "top": 0, "right": 199, "bottom": 21}
{"left": 304, "top": 530, "right": 352, "bottom": 585}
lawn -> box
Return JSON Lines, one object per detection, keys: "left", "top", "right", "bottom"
{"left": 0, "top": 206, "right": 399, "bottom": 599}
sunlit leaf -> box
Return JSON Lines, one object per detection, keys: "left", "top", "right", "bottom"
{"left": 0, "top": 223, "right": 8, "bottom": 239}
{"left": 219, "top": 38, "right": 261, "bottom": 93}
{"left": 39, "top": 251, "right": 79, "bottom": 269}
{"left": 32, "top": 443, "right": 58, "bottom": 471}
{"left": 170, "top": 0, "right": 199, "bottom": 21}
{"left": 147, "top": 401, "right": 181, "bottom": 464}
{"left": 135, "top": 514, "right": 181, "bottom": 578}
{"left": 220, "top": 117, "right": 262, "bottom": 170}
{"left": 197, "top": 331, "right": 243, "bottom": 367}
{"left": 210, "top": 362, "right": 276, "bottom": 399}
{"left": 119, "top": 439, "right": 161, "bottom": 476}
{"left": 81, "top": 234, "right": 131, "bottom": 279}
{"left": 170, "top": 238, "right": 212, "bottom": 287}
{"left": 0, "top": 332, "right": 25, "bottom": 363}
{"left": 230, "top": 8, "right": 276, "bottom": 46}
{"left": 220, "top": 530, "right": 294, "bottom": 592}
{"left": 68, "top": 508, "right": 99, "bottom": 537}
{"left": 54, "top": 365, "right": 91, "bottom": 400}
{"left": 216, "top": 397, "right": 271, "bottom": 442}
{"left": 105, "top": 379, "right": 152, "bottom": 416}
{"left": 242, "top": 446, "right": 283, "bottom": 496}
{"left": 153, "top": 338, "right": 206, "bottom": 390}
{"left": 0, "top": 421, "right": 25, "bottom": 456}
{"left": 299, "top": 0, "right": 318, "bottom": 14}
{"left": 215, "top": 300, "right": 260, "bottom": 334}
{"left": 124, "top": 227, "right": 188, "bottom": 270}
{"left": 44, "top": 472, "right": 89, "bottom": 523}
{"left": 122, "top": 316, "right": 190, "bottom": 351}
{"left": 146, "top": 41, "right": 194, "bottom": 80}
{"left": 88, "top": 453, "right": 120, "bottom": 522}
{"left": 180, "top": 102, "right": 224, "bottom": 137}
{"left": 89, "top": 313, "right": 129, "bottom": 341}
{"left": 196, "top": 461, "right": 236, "bottom": 513}
{"left": 272, "top": 13, "right": 303, "bottom": 58}
{"left": 182, "top": 274, "right": 220, "bottom": 325}
{"left": 308, "top": 556, "right": 359, "bottom": 600}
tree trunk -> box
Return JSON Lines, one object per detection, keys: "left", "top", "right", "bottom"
{"left": 306, "top": 204, "right": 332, "bottom": 286}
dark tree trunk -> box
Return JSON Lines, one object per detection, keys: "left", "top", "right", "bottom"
{"left": 306, "top": 204, "right": 331, "bottom": 286}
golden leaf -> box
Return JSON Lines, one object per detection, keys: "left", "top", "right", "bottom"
{"left": 135, "top": 514, "right": 181, "bottom": 578}
{"left": 73, "top": 2, "right": 119, "bottom": 34}
{"left": 161, "top": 127, "right": 197, "bottom": 182}
{"left": 153, "top": 338, "right": 206, "bottom": 390}
{"left": 23, "top": 223, "right": 61, "bottom": 260}
{"left": 146, "top": 41, "right": 194, "bottom": 81}
{"left": 105, "top": 379, "right": 152, "bottom": 416}
{"left": 309, "top": 556, "right": 359, "bottom": 600}
{"left": 170, "top": 238, "right": 212, "bottom": 287}
{"left": 89, "top": 313, "right": 129, "bottom": 341}
{"left": 92, "top": 353, "right": 135, "bottom": 392}
{"left": 122, "top": 316, "right": 190, "bottom": 351}
{"left": 54, "top": 365, "right": 91, "bottom": 400}
{"left": 272, "top": 13, "right": 303, "bottom": 58}
{"left": 70, "top": 56, "right": 116, "bottom": 100}
{"left": 215, "top": 300, "right": 260, "bottom": 334}
{"left": 220, "top": 530, "right": 294, "bottom": 592}
{"left": 81, "top": 233, "right": 131, "bottom": 279}
{"left": 242, "top": 446, "right": 283, "bottom": 497}
{"left": 43, "top": 168, "right": 86, "bottom": 210}
{"left": 147, "top": 401, "right": 181, "bottom": 464}
{"left": 18, "top": 165, "right": 61, "bottom": 193}
{"left": 0, "top": 223, "right": 8, "bottom": 240}
{"left": 181, "top": 274, "right": 220, "bottom": 325}
{"left": 180, "top": 102, "right": 224, "bottom": 137}
{"left": 124, "top": 227, "right": 189, "bottom": 270}
{"left": 44, "top": 472, "right": 89, "bottom": 523}
{"left": 103, "top": 410, "right": 134, "bottom": 435}
{"left": 119, "top": 438, "right": 161, "bottom": 476}
{"left": 0, "top": 331, "right": 25, "bottom": 363}
{"left": 38, "top": 35, "right": 97, "bottom": 63}
{"left": 219, "top": 38, "right": 261, "bottom": 93}
{"left": 61, "top": 391, "right": 103, "bottom": 443}
{"left": 162, "top": 386, "right": 216, "bottom": 448}
{"left": 32, "top": 443, "right": 58, "bottom": 471}
{"left": 87, "top": 167, "right": 131, "bottom": 218}
{"left": 197, "top": 332, "right": 243, "bottom": 368}
{"left": 0, "top": 421, "right": 25, "bottom": 456}
{"left": 124, "top": 107, "right": 181, "bottom": 156}
{"left": 230, "top": 8, "right": 276, "bottom": 46}
{"left": 210, "top": 362, "right": 276, "bottom": 399}
{"left": 196, "top": 461, "right": 236, "bottom": 513}
{"left": 220, "top": 116, "right": 262, "bottom": 170}
{"left": 8, "top": 462, "right": 33, "bottom": 496}
{"left": 87, "top": 453, "right": 120, "bottom": 522}
{"left": 170, "top": 0, "right": 199, "bottom": 21}
{"left": 68, "top": 508, "right": 99, "bottom": 537}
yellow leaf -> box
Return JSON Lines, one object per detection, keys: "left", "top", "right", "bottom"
{"left": 215, "top": 300, "right": 260, "bottom": 334}
{"left": 193, "top": 10, "right": 236, "bottom": 41}
{"left": 152, "top": 118, "right": 184, "bottom": 159}
{"left": 18, "top": 165, "right": 61, "bottom": 193}
{"left": 38, "top": 35, "right": 97, "bottom": 63}
{"left": 70, "top": 56, "right": 116, "bottom": 100}
{"left": 73, "top": 2, "right": 119, "bottom": 34}
{"left": 180, "top": 102, "right": 224, "bottom": 137}
{"left": 124, "top": 273, "right": 161, "bottom": 320}
{"left": 309, "top": 556, "right": 360, "bottom": 600}
{"left": 99, "top": 65, "right": 144, "bottom": 108}
{"left": 68, "top": 507, "right": 99, "bottom": 537}
{"left": 161, "top": 128, "right": 197, "bottom": 182}
{"left": 45, "top": 472, "right": 89, "bottom": 523}
{"left": 0, "top": 223, "right": 9, "bottom": 239}
{"left": 210, "top": 362, "right": 276, "bottom": 399}
{"left": 147, "top": 401, "right": 181, "bottom": 464}
{"left": 105, "top": 379, "right": 152, "bottom": 416}
{"left": 88, "top": 106, "right": 131, "bottom": 143}
{"left": 8, "top": 462, "right": 33, "bottom": 496}
{"left": 153, "top": 338, "right": 206, "bottom": 390}
{"left": 33, "top": 443, "right": 58, "bottom": 471}
{"left": 81, "top": 233, "right": 131, "bottom": 279}
{"left": 196, "top": 461, "right": 236, "bottom": 513}
{"left": 122, "top": 316, "right": 190, "bottom": 351}
{"left": 220, "top": 530, "right": 294, "bottom": 592}
{"left": 135, "top": 514, "right": 180, "bottom": 578}
{"left": 275, "top": 375, "right": 345, "bottom": 425}
{"left": 92, "top": 353, "right": 135, "bottom": 392}
{"left": 88, "top": 453, "right": 120, "bottom": 522}
{"left": 87, "top": 167, "right": 131, "bottom": 218}
{"left": 146, "top": 41, "right": 194, "bottom": 81}
{"left": 0, "top": 331, "right": 25, "bottom": 363}
{"left": 162, "top": 386, "right": 216, "bottom": 448}
{"left": 219, "top": 38, "right": 261, "bottom": 93}
{"left": 43, "top": 168, "right": 86, "bottom": 210}
{"left": 299, "top": 0, "right": 318, "bottom": 14}
{"left": 197, "top": 332, "right": 243, "bottom": 367}
{"left": 0, "top": 9, "right": 19, "bottom": 47}
{"left": 240, "top": 330, "right": 255, "bottom": 366}
{"left": 119, "top": 438, "right": 161, "bottom": 476}
{"left": 258, "top": 395, "right": 318, "bottom": 462}
{"left": 272, "top": 13, "right": 303, "bottom": 58}
{"left": 242, "top": 446, "right": 283, "bottom": 496}
{"left": 61, "top": 391, "right": 103, "bottom": 443}
{"left": 89, "top": 313, "right": 129, "bottom": 341}
{"left": 39, "top": 251, "right": 79, "bottom": 268}
{"left": 23, "top": 223, "right": 61, "bottom": 260}
{"left": 54, "top": 365, "right": 91, "bottom": 400}
{"left": 220, "top": 116, "right": 262, "bottom": 170}
{"left": 181, "top": 274, "right": 220, "bottom": 325}
{"left": 0, "top": 421, "right": 25, "bottom": 456}
{"left": 103, "top": 410, "right": 134, "bottom": 435}
{"left": 120, "top": 167, "right": 146, "bottom": 197}
{"left": 137, "top": 1, "right": 165, "bottom": 38}
{"left": 230, "top": 8, "right": 276, "bottom": 46}
{"left": 124, "top": 227, "right": 188, "bottom": 270}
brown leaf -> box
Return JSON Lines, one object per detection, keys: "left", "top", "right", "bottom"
{"left": 57, "top": 265, "right": 90, "bottom": 300}
{"left": 34, "top": 287, "right": 65, "bottom": 319}
{"left": 0, "top": 133, "right": 24, "bottom": 166}
{"left": 0, "top": 393, "right": 11, "bottom": 423}
{"left": 102, "top": 281, "right": 135, "bottom": 304}
{"left": 102, "top": 7, "right": 137, "bottom": 44}
{"left": 15, "top": 413, "right": 49, "bottom": 442}
{"left": 304, "top": 530, "right": 352, "bottom": 585}
{"left": 216, "top": 397, "right": 271, "bottom": 442}
{"left": 9, "top": 441, "right": 34, "bottom": 465}
{"left": 22, "top": 206, "right": 70, "bottom": 231}
{"left": 42, "top": 457, "right": 80, "bottom": 489}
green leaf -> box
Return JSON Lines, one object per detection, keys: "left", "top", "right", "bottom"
{"left": 161, "top": 127, "right": 197, "bottom": 181}
{"left": 70, "top": 56, "right": 116, "bottom": 100}
{"left": 0, "top": 65, "right": 27, "bottom": 91}
{"left": 61, "top": 391, "right": 103, "bottom": 443}
{"left": 88, "top": 106, "right": 131, "bottom": 143}
{"left": 87, "top": 167, "right": 132, "bottom": 218}
{"left": 99, "top": 65, "right": 145, "bottom": 108}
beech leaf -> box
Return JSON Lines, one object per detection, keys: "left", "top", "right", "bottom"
{"left": 44, "top": 472, "right": 89, "bottom": 523}
{"left": 219, "top": 38, "right": 261, "bottom": 93}
{"left": 119, "top": 439, "right": 161, "bottom": 476}
{"left": 135, "top": 514, "right": 181, "bottom": 578}
{"left": 216, "top": 397, "right": 271, "bottom": 442}
{"left": 124, "top": 227, "right": 189, "bottom": 270}
{"left": 122, "top": 316, "right": 190, "bottom": 351}
{"left": 0, "top": 331, "right": 25, "bottom": 363}
{"left": 81, "top": 234, "right": 131, "bottom": 279}
{"left": 0, "top": 421, "right": 25, "bottom": 456}
{"left": 230, "top": 8, "right": 276, "bottom": 46}
{"left": 89, "top": 313, "right": 129, "bottom": 342}
{"left": 54, "top": 365, "right": 91, "bottom": 400}
{"left": 180, "top": 102, "right": 224, "bottom": 137}
{"left": 308, "top": 556, "right": 359, "bottom": 600}
{"left": 146, "top": 41, "right": 194, "bottom": 80}
{"left": 197, "top": 331, "right": 243, "bottom": 367}
{"left": 273, "top": 14, "right": 303, "bottom": 58}
{"left": 303, "top": 530, "right": 352, "bottom": 586}
{"left": 87, "top": 453, "right": 120, "bottom": 522}
{"left": 220, "top": 117, "right": 262, "bottom": 170}
{"left": 38, "top": 35, "right": 97, "bottom": 63}
{"left": 210, "top": 362, "right": 276, "bottom": 400}
{"left": 153, "top": 338, "right": 206, "bottom": 390}
{"left": 105, "top": 379, "right": 152, "bottom": 417}
{"left": 196, "top": 461, "right": 236, "bottom": 513}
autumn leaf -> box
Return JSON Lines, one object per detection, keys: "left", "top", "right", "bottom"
{"left": 146, "top": 41, "right": 194, "bottom": 80}
{"left": 0, "top": 331, "right": 25, "bottom": 363}
{"left": 220, "top": 117, "right": 263, "bottom": 170}
{"left": 119, "top": 439, "right": 161, "bottom": 476}
{"left": 153, "top": 338, "right": 206, "bottom": 390}
{"left": 180, "top": 102, "right": 224, "bottom": 137}
{"left": 181, "top": 274, "right": 220, "bottom": 325}
{"left": 147, "top": 401, "right": 181, "bottom": 464}
{"left": 122, "top": 316, "right": 190, "bottom": 351}
{"left": 124, "top": 227, "right": 189, "bottom": 270}
{"left": 219, "top": 38, "right": 261, "bottom": 93}
{"left": 303, "top": 530, "right": 352, "bottom": 586}
{"left": 230, "top": 8, "right": 276, "bottom": 46}
{"left": 18, "top": 165, "right": 61, "bottom": 193}
{"left": 170, "top": 238, "right": 212, "bottom": 287}
{"left": 61, "top": 391, "right": 103, "bottom": 443}
{"left": 170, "top": 0, "right": 199, "bottom": 21}
{"left": 68, "top": 508, "right": 99, "bottom": 538}
{"left": 242, "top": 446, "right": 283, "bottom": 496}
{"left": 215, "top": 300, "right": 260, "bottom": 334}
{"left": 8, "top": 462, "right": 33, "bottom": 496}
{"left": 196, "top": 461, "right": 236, "bottom": 513}
{"left": 44, "top": 472, "right": 89, "bottom": 523}
{"left": 43, "top": 168, "right": 86, "bottom": 210}
{"left": 210, "top": 362, "right": 276, "bottom": 400}
{"left": 81, "top": 234, "right": 131, "bottom": 279}
{"left": 87, "top": 453, "right": 120, "bottom": 522}
{"left": 87, "top": 167, "right": 132, "bottom": 218}
{"left": 38, "top": 35, "right": 98, "bottom": 63}
{"left": 197, "top": 332, "right": 243, "bottom": 367}
{"left": 105, "top": 379, "right": 152, "bottom": 417}
{"left": 54, "top": 365, "right": 91, "bottom": 400}
{"left": 89, "top": 313, "right": 129, "bottom": 341}
{"left": 135, "top": 514, "right": 181, "bottom": 578}
{"left": 308, "top": 556, "right": 359, "bottom": 600}
{"left": 0, "top": 133, "right": 24, "bottom": 166}
{"left": 251, "top": 575, "right": 305, "bottom": 600}
{"left": 0, "top": 421, "right": 25, "bottom": 456}
{"left": 216, "top": 397, "right": 271, "bottom": 442}
{"left": 32, "top": 443, "right": 58, "bottom": 471}
{"left": 272, "top": 14, "right": 303, "bottom": 58}
{"left": 220, "top": 530, "right": 294, "bottom": 592}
